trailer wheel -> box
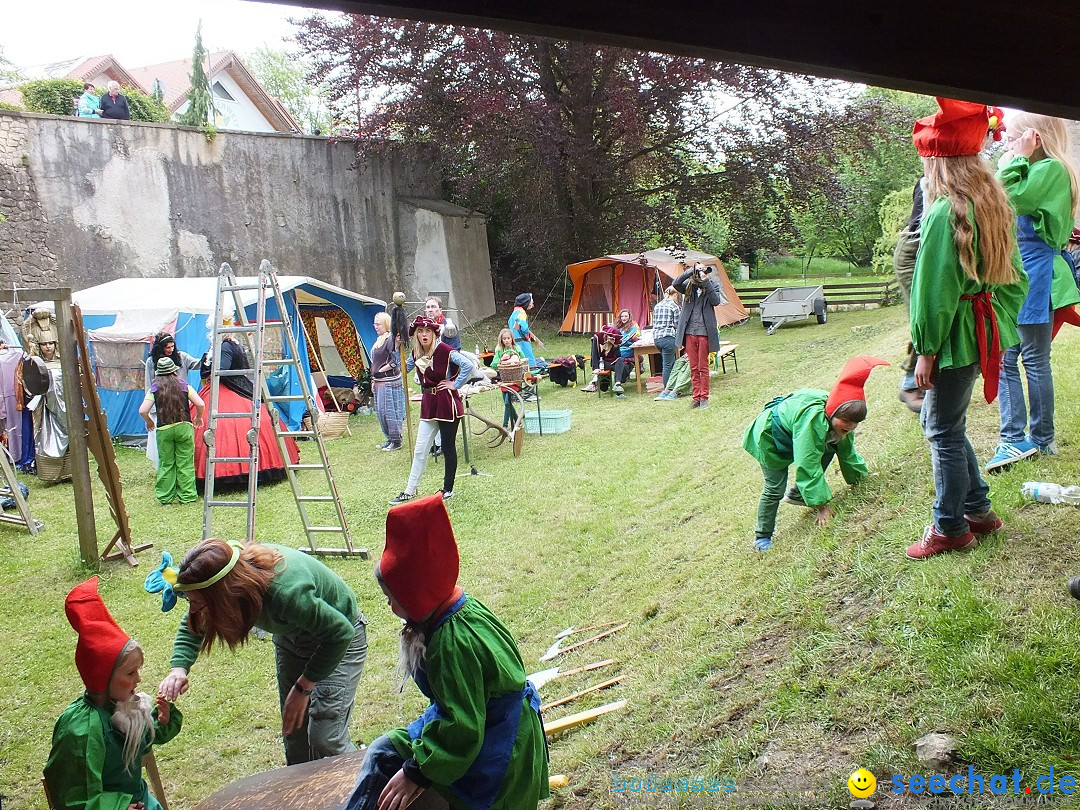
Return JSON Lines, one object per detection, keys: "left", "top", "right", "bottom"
{"left": 814, "top": 297, "right": 827, "bottom": 324}
{"left": 761, "top": 319, "right": 773, "bottom": 330}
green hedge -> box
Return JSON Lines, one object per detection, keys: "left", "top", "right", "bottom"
{"left": 20, "top": 79, "right": 84, "bottom": 116}
{"left": 19, "top": 79, "right": 170, "bottom": 123}
{"left": 0, "top": 101, "right": 22, "bottom": 112}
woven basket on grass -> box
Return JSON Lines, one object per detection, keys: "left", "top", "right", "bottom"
{"left": 37, "top": 451, "right": 72, "bottom": 484}
{"left": 317, "top": 411, "right": 351, "bottom": 440}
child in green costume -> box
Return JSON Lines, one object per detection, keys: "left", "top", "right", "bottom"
{"left": 139, "top": 356, "right": 204, "bottom": 505}
{"left": 743, "top": 356, "right": 888, "bottom": 552}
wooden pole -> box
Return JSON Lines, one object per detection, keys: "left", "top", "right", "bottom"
{"left": 56, "top": 292, "right": 99, "bottom": 568}
{"left": 544, "top": 699, "right": 627, "bottom": 736}
{"left": 400, "top": 343, "right": 413, "bottom": 451}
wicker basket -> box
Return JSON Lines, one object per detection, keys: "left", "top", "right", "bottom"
{"left": 497, "top": 361, "right": 526, "bottom": 384}
{"left": 37, "top": 451, "right": 73, "bottom": 484}
{"left": 316, "top": 411, "right": 351, "bottom": 440}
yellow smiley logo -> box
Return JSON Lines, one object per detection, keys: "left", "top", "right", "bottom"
{"left": 847, "top": 768, "right": 877, "bottom": 799}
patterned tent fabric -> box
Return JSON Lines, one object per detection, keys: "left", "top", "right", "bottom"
{"left": 91, "top": 341, "right": 148, "bottom": 391}
{"left": 299, "top": 307, "right": 366, "bottom": 380}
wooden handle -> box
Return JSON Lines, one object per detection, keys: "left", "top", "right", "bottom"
{"left": 548, "top": 659, "right": 617, "bottom": 683}
{"left": 541, "top": 676, "right": 624, "bottom": 712}
{"left": 544, "top": 700, "right": 628, "bottom": 736}
{"left": 552, "top": 623, "right": 628, "bottom": 657}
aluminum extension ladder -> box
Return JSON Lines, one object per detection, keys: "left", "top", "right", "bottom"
{"left": 202, "top": 260, "right": 367, "bottom": 557}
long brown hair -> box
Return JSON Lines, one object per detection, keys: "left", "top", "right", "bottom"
{"left": 924, "top": 155, "right": 1019, "bottom": 285}
{"left": 152, "top": 374, "right": 189, "bottom": 426}
{"left": 176, "top": 539, "right": 281, "bottom": 653}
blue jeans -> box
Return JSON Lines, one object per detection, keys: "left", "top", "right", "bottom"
{"left": 921, "top": 363, "right": 991, "bottom": 535}
{"left": 998, "top": 321, "right": 1054, "bottom": 447}
{"left": 654, "top": 335, "right": 677, "bottom": 387}
{"left": 899, "top": 368, "right": 917, "bottom": 393}
{"left": 345, "top": 735, "right": 408, "bottom": 810}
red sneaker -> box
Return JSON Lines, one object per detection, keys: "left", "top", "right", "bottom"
{"left": 906, "top": 526, "right": 977, "bottom": 560}
{"left": 964, "top": 510, "right": 1003, "bottom": 535}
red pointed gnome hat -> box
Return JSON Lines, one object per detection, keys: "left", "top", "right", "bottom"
{"left": 825, "top": 356, "right": 890, "bottom": 418}
{"left": 382, "top": 494, "right": 460, "bottom": 621}
{"left": 65, "top": 576, "right": 132, "bottom": 693}
{"left": 913, "top": 98, "right": 999, "bottom": 157}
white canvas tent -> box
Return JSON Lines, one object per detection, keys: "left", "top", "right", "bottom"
{"left": 74, "top": 276, "right": 385, "bottom": 437}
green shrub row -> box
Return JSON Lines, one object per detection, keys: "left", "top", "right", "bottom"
{"left": 18, "top": 78, "right": 170, "bottom": 123}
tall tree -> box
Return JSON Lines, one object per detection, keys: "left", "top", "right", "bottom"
{"left": 247, "top": 46, "right": 331, "bottom": 135}
{"left": 0, "top": 46, "right": 22, "bottom": 84}
{"left": 789, "top": 89, "right": 936, "bottom": 267}
{"left": 294, "top": 15, "right": 834, "bottom": 282}
{"left": 179, "top": 22, "right": 214, "bottom": 128}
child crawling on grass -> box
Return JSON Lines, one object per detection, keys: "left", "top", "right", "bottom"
{"left": 742, "top": 356, "right": 888, "bottom": 552}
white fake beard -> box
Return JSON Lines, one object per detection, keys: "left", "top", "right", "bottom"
{"left": 397, "top": 622, "right": 428, "bottom": 687}
{"left": 111, "top": 691, "right": 153, "bottom": 769}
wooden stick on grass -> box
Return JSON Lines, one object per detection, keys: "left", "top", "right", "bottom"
{"left": 541, "top": 676, "right": 624, "bottom": 712}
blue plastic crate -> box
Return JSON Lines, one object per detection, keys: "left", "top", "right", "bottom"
{"left": 523, "top": 408, "right": 572, "bottom": 435}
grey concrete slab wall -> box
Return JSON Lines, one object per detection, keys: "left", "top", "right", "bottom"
{"left": 0, "top": 111, "right": 494, "bottom": 317}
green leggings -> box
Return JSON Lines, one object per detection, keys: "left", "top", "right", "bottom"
{"left": 155, "top": 421, "right": 196, "bottom": 504}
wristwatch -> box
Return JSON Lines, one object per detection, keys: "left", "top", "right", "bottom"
{"left": 293, "top": 682, "right": 313, "bottom": 696}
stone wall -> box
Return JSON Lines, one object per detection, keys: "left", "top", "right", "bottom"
{"left": 0, "top": 111, "right": 494, "bottom": 320}
{"left": 0, "top": 114, "right": 61, "bottom": 287}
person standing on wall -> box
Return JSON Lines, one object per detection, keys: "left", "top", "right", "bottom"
{"left": 99, "top": 81, "right": 130, "bottom": 120}
{"left": 673, "top": 263, "right": 726, "bottom": 409}
{"left": 77, "top": 83, "right": 100, "bottom": 118}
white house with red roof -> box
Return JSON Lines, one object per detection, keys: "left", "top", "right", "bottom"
{"left": 4, "top": 51, "right": 300, "bottom": 133}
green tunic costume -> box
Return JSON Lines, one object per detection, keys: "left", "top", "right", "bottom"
{"left": 388, "top": 595, "right": 548, "bottom": 810}
{"left": 908, "top": 197, "right": 1027, "bottom": 367}
{"left": 741, "top": 389, "right": 865, "bottom": 509}
{"left": 997, "top": 156, "right": 1080, "bottom": 312}
{"left": 44, "top": 696, "right": 182, "bottom": 810}
{"left": 170, "top": 544, "right": 358, "bottom": 682}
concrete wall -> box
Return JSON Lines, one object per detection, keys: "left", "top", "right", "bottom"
{"left": 0, "top": 111, "right": 495, "bottom": 321}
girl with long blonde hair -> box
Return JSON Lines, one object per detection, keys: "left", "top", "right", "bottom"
{"left": 372, "top": 311, "right": 405, "bottom": 450}
{"left": 906, "top": 99, "right": 1028, "bottom": 560}
{"left": 985, "top": 112, "right": 1080, "bottom": 471}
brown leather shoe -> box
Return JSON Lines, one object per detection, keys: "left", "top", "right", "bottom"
{"left": 906, "top": 525, "right": 977, "bottom": 560}
{"left": 965, "top": 509, "right": 1003, "bottom": 535}
{"left": 689, "top": 400, "right": 700, "bottom": 409}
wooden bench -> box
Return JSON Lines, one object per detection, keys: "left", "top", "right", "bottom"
{"left": 714, "top": 343, "right": 738, "bottom": 374}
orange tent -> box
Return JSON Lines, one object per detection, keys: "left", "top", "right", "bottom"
{"left": 559, "top": 249, "right": 748, "bottom": 334}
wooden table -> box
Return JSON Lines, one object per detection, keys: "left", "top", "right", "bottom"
{"left": 631, "top": 343, "right": 681, "bottom": 395}
{"left": 193, "top": 750, "right": 449, "bottom": 810}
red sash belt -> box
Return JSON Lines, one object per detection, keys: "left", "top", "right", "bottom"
{"left": 961, "top": 291, "right": 1001, "bottom": 403}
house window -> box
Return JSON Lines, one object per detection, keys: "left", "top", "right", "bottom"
{"left": 212, "top": 81, "right": 235, "bottom": 102}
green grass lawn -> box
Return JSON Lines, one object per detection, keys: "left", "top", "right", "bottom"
{"left": 4, "top": 305, "right": 1080, "bottom": 809}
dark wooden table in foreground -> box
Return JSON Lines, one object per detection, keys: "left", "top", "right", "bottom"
{"left": 193, "top": 750, "right": 448, "bottom": 810}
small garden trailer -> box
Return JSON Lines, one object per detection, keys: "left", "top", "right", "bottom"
{"left": 759, "top": 285, "right": 827, "bottom": 335}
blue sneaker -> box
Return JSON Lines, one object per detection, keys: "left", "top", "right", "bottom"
{"left": 985, "top": 439, "right": 1038, "bottom": 472}
{"left": 753, "top": 536, "right": 773, "bottom": 552}
{"left": 1038, "top": 441, "right": 1059, "bottom": 456}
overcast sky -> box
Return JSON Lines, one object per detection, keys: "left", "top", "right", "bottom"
{"left": 1, "top": 0, "right": 321, "bottom": 71}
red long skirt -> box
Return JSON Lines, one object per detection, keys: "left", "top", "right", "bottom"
{"left": 193, "top": 384, "right": 300, "bottom": 490}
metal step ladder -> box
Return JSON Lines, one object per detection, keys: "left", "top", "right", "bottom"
{"left": 202, "top": 261, "right": 367, "bottom": 558}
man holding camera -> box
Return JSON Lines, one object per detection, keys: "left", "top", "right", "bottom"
{"left": 673, "top": 263, "right": 726, "bottom": 408}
